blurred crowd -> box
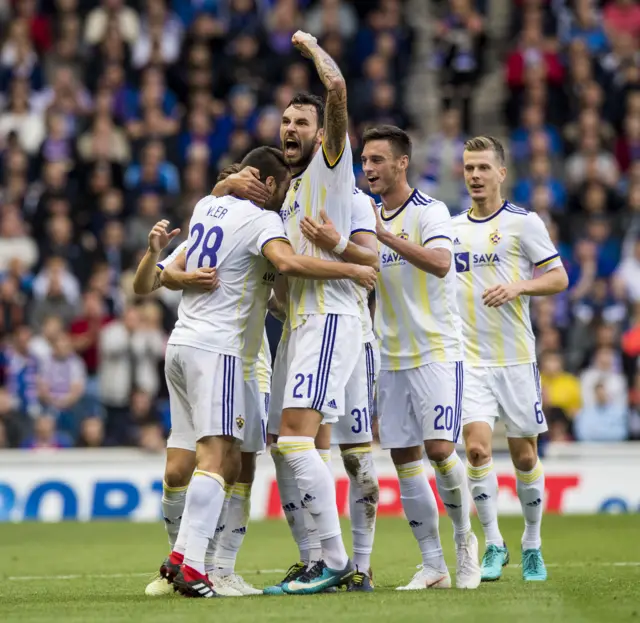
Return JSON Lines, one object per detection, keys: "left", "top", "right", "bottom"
{"left": 0, "top": 0, "right": 414, "bottom": 449}
{"left": 422, "top": 0, "right": 640, "bottom": 444}
{"left": 0, "top": 0, "right": 638, "bottom": 451}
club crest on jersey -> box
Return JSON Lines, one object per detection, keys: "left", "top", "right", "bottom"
{"left": 236, "top": 416, "right": 245, "bottom": 430}
{"left": 397, "top": 230, "right": 409, "bottom": 241}
{"left": 489, "top": 230, "right": 501, "bottom": 245}
{"left": 293, "top": 179, "right": 301, "bottom": 191}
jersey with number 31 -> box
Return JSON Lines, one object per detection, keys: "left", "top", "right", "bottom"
{"left": 168, "top": 195, "right": 287, "bottom": 357}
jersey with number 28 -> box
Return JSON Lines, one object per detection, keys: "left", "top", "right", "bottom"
{"left": 168, "top": 195, "right": 287, "bottom": 357}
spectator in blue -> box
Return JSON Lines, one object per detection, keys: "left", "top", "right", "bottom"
{"left": 513, "top": 155, "right": 567, "bottom": 209}
{"left": 583, "top": 217, "right": 621, "bottom": 279}
{"left": 574, "top": 381, "right": 628, "bottom": 441}
{"left": 177, "top": 108, "right": 226, "bottom": 167}
{"left": 562, "top": 1, "right": 609, "bottom": 57}
{"left": 0, "top": 325, "right": 41, "bottom": 419}
{"left": 21, "top": 414, "right": 72, "bottom": 450}
{"left": 511, "top": 104, "right": 563, "bottom": 162}
{"left": 125, "top": 140, "right": 180, "bottom": 196}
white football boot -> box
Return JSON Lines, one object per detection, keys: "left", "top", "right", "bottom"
{"left": 396, "top": 564, "right": 451, "bottom": 590}
{"left": 455, "top": 531, "right": 482, "bottom": 589}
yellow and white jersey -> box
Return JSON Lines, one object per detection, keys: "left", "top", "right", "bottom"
{"left": 280, "top": 139, "right": 358, "bottom": 329}
{"left": 375, "top": 189, "right": 463, "bottom": 371}
{"left": 350, "top": 188, "right": 377, "bottom": 343}
{"left": 168, "top": 195, "right": 287, "bottom": 357}
{"left": 452, "top": 201, "right": 562, "bottom": 367}
{"left": 246, "top": 329, "right": 271, "bottom": 394}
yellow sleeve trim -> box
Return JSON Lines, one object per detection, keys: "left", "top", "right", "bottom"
{"left": 261, "top": 237, "right": 290, "bottom": 254}
{"left": 322, "top": 138, "right": 346, "bottom": 170}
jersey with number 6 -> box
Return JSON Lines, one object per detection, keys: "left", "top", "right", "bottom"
{"left": 452, "top": 201, "right": 562, "bottom": 367}
{"left": 168, "top": 195, "right": 287, "bottom": 357}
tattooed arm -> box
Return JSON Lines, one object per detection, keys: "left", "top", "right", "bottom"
{"left": 292, "top": 30, "right": 347, "bottom": 165}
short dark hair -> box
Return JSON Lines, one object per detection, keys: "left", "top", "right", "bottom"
{"left": 464, "top": 136, "right": 506, "bottom": 166}
{"left": 216, "top": 163, "right": 242, "bottom": 182}
{"left": 287, "top": 92, "right": 325, "bottom": 129}
{"left": 362, "top": 125, "right": 412, "bottom": 159}
{"left": 240, "top": 146, "right": 289, "bottom": 185}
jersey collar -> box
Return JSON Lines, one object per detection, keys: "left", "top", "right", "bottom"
{"left": 467, "top": 200, "right": 508, "bottom": 223}
{"left": 381, "top": 188, "right": 417, "bottom": 222}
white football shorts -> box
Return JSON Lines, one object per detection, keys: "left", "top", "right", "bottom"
{"left": 462, "top": 363, "right": 548, "bottom": 438}
{"left": 165, "top": 344, "right": 245, "bottom": 451}
{"left": 267, "top": 330, "right": 289, "bottom": 436}
{"left": 331, "top": 340, "right": 380, "bottom": 445}
{"left": 377, "top": 361, "right": 463, "bottom": 449}
{"left": 240, "top": 377, "right": 269, "bottom": 453}
{"left": 282, "top": 314, "right": 362, "bottom": 422}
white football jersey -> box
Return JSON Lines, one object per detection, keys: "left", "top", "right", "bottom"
{"left": 159, "top": 241, "right": 273, "bottom": 385}
{"left": 375, "top": 189, "right": 463, "bottom": 371}
{"left": 280, "top": 139, "right": 358, "bottom": 328}
{"left": 452, "top": 201, "right": 562, "bottom": 367}
{"left": 168, "top": 195, "right": 287, "bottom": 357}
{"left": 350, "top": 188, "right": 377, "bottom": 343}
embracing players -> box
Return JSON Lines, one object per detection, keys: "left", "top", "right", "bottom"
{"left": 453, "top": 136, "right": 568, "bottom": 582}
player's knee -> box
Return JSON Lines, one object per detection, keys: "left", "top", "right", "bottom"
{"left": 466, "top": 441, "right": 492, "bottom": 467}
{"left": 424, "top": 440, "right": 454, "bottom": 464}
{"left": 390, "top": 446, "right": 422, "bottom": 466}
{"left": 511, "top": 448, "right": 537, "bottom": 472}
{"left": 164, "top": 464, "right": 192, "bottom": 489}
{"left": 239, "top": 452, "right": 257, "bottom": 484}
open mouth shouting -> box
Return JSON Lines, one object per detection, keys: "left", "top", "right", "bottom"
{"left": 284, "top": 135, "right": 300, "bottom": 159}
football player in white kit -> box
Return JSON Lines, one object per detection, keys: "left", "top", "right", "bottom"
{"left": 135, "top": 167, "right": 273, "bottom": 597}
{"left": 150, "top": 147, "right": 376, "bottom": 598}
{"left": 452, "top": 136, "right": 568, "bottom": 582}
{"left": 262, "top": 31, "right": 370, "bottom": 595}
{"left": 362, "top": 125, "right": 481, "bottom": 590}
{"left": 264, "top": 188, "right": 381, "bottom": 594}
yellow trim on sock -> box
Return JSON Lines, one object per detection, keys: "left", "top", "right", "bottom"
{"left": 193, "top": 470, "right": 225, "bottom": 488}
{"left": 341, "top": 447, "right": 372, "bottom": 456}
{"left": 162, "top": 481, "right": 189, "bottom": 493}
{"left": 396, "top": 464, "right": 424, "bottom": 479}
{"left": 224, "top": 484, "right": 233, "bottom": 499}
{"left": 232, "top": 482, "right": 252, "bottom": 498}
{"left": 270, "top": 445, "right": 281, "bottom": 458}
{"left": 467, "top": 463, "right": 493, "bottom": 480}
{"left": 432, "top": 454, "right": 459, "bottom": 476}
{"left": 318, "top": 449, "right": 331, "bottom": 463}
{"left": 516, "top": 461, "right": 544, "bottom": 484}
{"left": 278, "top": 441, "right": 315, "bottom": 455}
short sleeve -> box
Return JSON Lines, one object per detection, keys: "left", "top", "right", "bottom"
{"left": 419, "top": 201, "right": 453, "bottom": 251}
{"left": 157, "top": 241, "right": 188, "bottom": 270}
{"left": 255, "top": 212, "right": 289, "bottom": 257}
{"left": 521, "top": 213, "right": 562, "bottom": 271}
{"left": 350, "top": 191, "right": 376, "bottom": 237}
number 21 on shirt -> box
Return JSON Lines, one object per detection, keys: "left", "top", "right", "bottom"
{"left": 186, "top": 223, "right": 224, "bottom": 268}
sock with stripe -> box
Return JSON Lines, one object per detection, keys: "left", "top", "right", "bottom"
{"left": 396, "top": 460, "right": 446, "bottom": 571}
{"left": 278, "top": 436, "right": 348, "bottom": 570}
{"left": 467, "top": 460, "right": 503, "bottom": 547}
{"left": 162, "top": 482, "right": 188, "bottom": 549}
{"left": 431, "top": 451, "right": 472, "bottom": 544}
{"left": 214, "top": 483, "right": 251, "bottom": 575}
{"left": 342, "top": 447, "right": 379, "bottom": 572}
{"left": 516, "top": 459, "right": 545, "bottom": 550}
{"left": 204, "top": 484, "right": 232, "bottom": 573}
{"left": 271, "top": 444, "right": 311, "bottom": 564}
{"left": 318, "top": 448, "right": 333, "bottom": 477}
{"left": 183, "top": 471, "right": 226, "bottom": 575}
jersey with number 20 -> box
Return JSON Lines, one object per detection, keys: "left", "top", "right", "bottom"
{"left": 168, "top": 195, "right": 287, "bottom": 357}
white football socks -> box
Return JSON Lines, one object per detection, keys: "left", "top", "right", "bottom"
{"left": 342, "top": 447, "right": 378, "bottom": 572}
{"left": 205, "top": 484, "right": 232, "bottom": 573}
{"left": 183, "top": 470, "right": 226, "bottom": 574}
{"left": 278, "top": 436, "right": 348, "bottom": 570}
{"left": 396, "top": 460, "right": 446, "bottom": 571}
{"left": 271, "top": 445, "right": 311, "bottom": 563}
{"left": 467, "top": 459, "right": 504, "bottom": 547}
{"left": 161, "top": 481, "right": 188, "bottom": 549}
{"left": 431, "top": 451, "right": 472, "bottom": 544}
{"left": 516, "top": 459, "right": 545, "bottom": 550}
{"left": 214, "top": 482, "right": 251, "bottom": 575}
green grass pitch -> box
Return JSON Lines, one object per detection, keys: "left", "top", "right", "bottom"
{"left": 1, "top": 516, "right": 639, "bottom": 622}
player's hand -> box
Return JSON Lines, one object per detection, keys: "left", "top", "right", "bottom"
{"left": 300, "top": 209, "right": 340, "bottom": 251}
{"left": 188, "top": 267, "right": 219, "bottom": 291}
{"left": 482, "top": 282, "right": 523, "bottom": 308}
{"left": 292, "top": 31, "right": 318, "bottom": 58}
{"left": 351, "top": 265, "right": 377, "bottom": 291}
{"left": 148, "top": 220, "right": 180, "bottom": 253}
{"left": 225, "top": 167, "right": 270, "bottom": 204}
{"left": 372, "top": 199, "right": 386, "bottom": 239}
